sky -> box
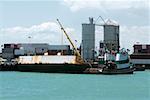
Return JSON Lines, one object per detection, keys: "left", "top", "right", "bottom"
{"left": 0, "top": 0, "right": 150, "bottom": 53}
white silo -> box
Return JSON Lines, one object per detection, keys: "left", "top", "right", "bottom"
{"left": 81, "top": 18, "right": 95, "bottom": 61}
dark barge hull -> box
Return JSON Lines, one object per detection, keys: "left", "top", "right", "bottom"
{"left": 16, "top": 63, "right": 97, "bottom": 74}
{"left": 135, "top": 65, "right": 145, "bottom": 71}
{"left": 0, "top": 65, "right": 18, "bottom": 71}
{"left": 100, "top": 67, "right": 135, "bottom": 75}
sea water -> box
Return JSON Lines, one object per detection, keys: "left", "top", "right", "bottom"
{"left": 0, "top": 70, "right": 150, "bottom": 100}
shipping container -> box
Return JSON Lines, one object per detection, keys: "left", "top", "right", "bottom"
{"left": 2, "top": 48, "right": 14, "bottom": 53}
{"left": 48, "top": 45, "right": 70, "bottom": 50}
{"left": 2, "top": 53, "right": 14, "bottom": 59}
{"left": 23, "top": 47, "right": 35, "bottom": 55}
{"left": 48, "top": 50, "right": 58, "bottom": 55}
{"left": 133, "top": 44, "right": 150, "bottom": 53}
{"left": 4, "top": 44, "right": 19, "bottom": 49}
{"left": 4, "top": 44, "right": 11, "bottom": 48}
{"left": 35, "top": 47, "right": 48, "bottom": 54}
{"left": 14, "top": 49, "right": 25, "bottom": 56}
{"left": 48, "top": 50, "right": 70, "bottom": 55}
{"left": 19, "top": 43, "right": 49, "bottom": 55}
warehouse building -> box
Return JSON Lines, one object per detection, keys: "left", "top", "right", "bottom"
{"left": 130, "top": 44, "right": 150, "bottom": 69}
{"left": 2, "top": 43, "right": 72, "bottom": 60}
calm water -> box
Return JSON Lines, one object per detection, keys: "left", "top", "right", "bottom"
{"left": 0, "top": 71, "right": 150, "bottom": 100}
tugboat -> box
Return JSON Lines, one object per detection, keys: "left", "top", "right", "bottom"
{"left": 99, "top": 48, "right": 135, "bottom": 74}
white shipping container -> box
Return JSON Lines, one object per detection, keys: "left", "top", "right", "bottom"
{"left": 18, "top": 55, "right": 76, "bottom": 64}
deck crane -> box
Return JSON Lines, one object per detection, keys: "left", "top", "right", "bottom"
{"left": 56, "top": 19, "right": 85, "bottom": 64}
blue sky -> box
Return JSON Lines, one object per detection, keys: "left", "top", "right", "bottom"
{"left": 0, "top": 0, "right": 150, "bottom": 53}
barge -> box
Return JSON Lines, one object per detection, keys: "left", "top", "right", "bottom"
{"left": 17, "top": 63, "right": 95, "bottom": 74}
{"left": 15, "top": 55, "right": 99, "bottom": 74}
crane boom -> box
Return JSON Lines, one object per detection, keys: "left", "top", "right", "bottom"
{"left": 56, "top": 19, "right": 81, "bottom": 58}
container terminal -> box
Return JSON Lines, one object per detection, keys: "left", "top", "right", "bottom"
{"left": 130, "top": 44, "right": 150, "bottom": 70}
{"left": 0, "top": 17, "right": 149, "bottom": 74}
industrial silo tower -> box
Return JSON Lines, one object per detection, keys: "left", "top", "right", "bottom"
{"left": 103, "top": 20, "right": 120, "bottom": 51}
{"left": 81, "top": 17, "right": 95, "bottom": 61}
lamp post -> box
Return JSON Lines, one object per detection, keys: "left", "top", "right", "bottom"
{"left": 28, "top": 36, "right": 31, "bottom": 43}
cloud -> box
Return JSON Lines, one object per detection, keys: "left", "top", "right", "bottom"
{"left": 63, "top": 0, "right": 149, "bottom": 12}
{"left": 0, "top": 21, "right": 77, "bottom": 47}
{"left": 0, "top": 21, "right": 60, "bottom": 34}
{"left": 120, "top": 25, "right": 150, "bottom": 52}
